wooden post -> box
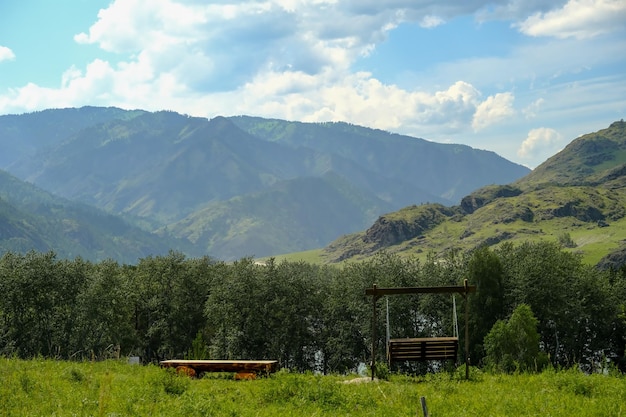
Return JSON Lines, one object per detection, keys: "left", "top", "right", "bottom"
{"left": 464, "top": 279, "right": 470, "bottom": 380}
{"left": 371, "top": 284, "right": 377, "bottom": 381}
{"left": 420, "top": 396, "right": 429, "bottom": 417}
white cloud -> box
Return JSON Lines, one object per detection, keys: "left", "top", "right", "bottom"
{"left": 72, "top": 0, "right": 588, "bottom": 91}
{"left": 0, "top": 45, "right": 16, "bottom": 62}
{"left": 74, "top": 0, "right": 209, "bottom": 53}
{"left": 516, "top": 0, "right": 626, "bottom": 39}
{"left": 0, "top": 51, "right": 500, "bottom": 139}
{"left": 419, "top": 15, "right": 445, "bottom": 28}
{"left": 228, "top": 74, "right": 522, "bottom": 140}
{"left": 517, "top": 127, "right": 563, "bottom": 159}
{"left": 522, "top": 98, "right": 545, "bottom": 119}
{"left": 477, "top": 0, "right": 567, "bottom": 22}
{"left": 472, "top": 92, "right": 515, "bottom": 131}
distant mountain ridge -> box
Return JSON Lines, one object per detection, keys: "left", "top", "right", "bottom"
{"left": 0, "top": 169, "right": 196, "bottom": 263}
{"left": 323, "top": 120, "right": 626, "bottom": 268}
{"left": 230, "top": 116, "right": 527, "bottom": 203}
{"left": 0, "top": 107, "right": 530, "bottom": 260}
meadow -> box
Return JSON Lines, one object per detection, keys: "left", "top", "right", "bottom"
{"left": 1, "top": 358, "right": 624, "bottom": 416}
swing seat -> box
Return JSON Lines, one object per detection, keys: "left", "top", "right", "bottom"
{"left": 388, "top": 337, "right": 458, "bottom": 362}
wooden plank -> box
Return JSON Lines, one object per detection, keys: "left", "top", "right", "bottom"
{"left": 388, "top": 337, "right": 458, "bottom": 362}
{"left": 160, "top": 360, "right": 279, "bottom": 374}
{"left": 390, "top": 337, "right": 458, "bottom": 343}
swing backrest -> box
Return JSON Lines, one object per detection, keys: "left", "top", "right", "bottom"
{"left": 388, "top": 337, "right": 458, "bottom": 362}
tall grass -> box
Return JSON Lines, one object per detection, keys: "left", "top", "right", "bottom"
{"left": 0, "top": 358, "right": 624, "bottom": 416}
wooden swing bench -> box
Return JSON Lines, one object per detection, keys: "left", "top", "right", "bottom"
{"left": 366, "top": 281, "right": 475, "bottom": 379}
{"left": 388, "top": 336, "right": 458, "bottom": 362}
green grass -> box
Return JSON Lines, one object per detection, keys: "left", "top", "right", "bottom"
{"left": 258, "top": 248, "right": 325, "bottom": 264}
{"left": 1, "top": 358, "right": 624, "bottom": 416}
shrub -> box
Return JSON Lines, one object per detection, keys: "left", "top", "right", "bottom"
{"left": 484, "top": 304, "right": 549, "bottom": 372}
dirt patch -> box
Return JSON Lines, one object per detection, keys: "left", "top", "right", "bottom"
{"left": 341, "top": 377, "right": 379, "bottom": 384}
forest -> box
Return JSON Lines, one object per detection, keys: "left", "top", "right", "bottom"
{"left": 0, "top": 241, "right": 624, "bottom": 374}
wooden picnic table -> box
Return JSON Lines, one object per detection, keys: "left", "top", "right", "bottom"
{"left": 160, "top": 359, "right": 279, "bottom": 378}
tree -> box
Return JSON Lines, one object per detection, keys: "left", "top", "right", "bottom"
{"left": 0, "top": 251, "right": 89, "bottom": 358}
{"left": 467, "top": 246, "right": 506, "bottom": 365}
{"left": 499, "top": 241, "right": 606, "bottom": 368}
{"left": 318, "top": 264, "right": 368, "bottom": 374}
{"left": 72, "top": 259, "right": 135, "bottom": 359}
{"left": 132, "top": 251, "right": 215, "bottom": 361}
{"left": 484, "top": 304, "right": 546, "bottom": 373}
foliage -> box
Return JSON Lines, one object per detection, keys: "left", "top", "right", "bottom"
{"left": 483, "top": 304, "right": 548, "bottom": 372}
{"left": 467, "top": 246, "right": 506, "bottom": 364}
{"left": 0, "top": 242, "right": 624, "bottom": 373}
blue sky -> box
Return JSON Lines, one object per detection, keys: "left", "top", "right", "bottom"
{"left": 1, "top": 1, "right": 625, "bottom": 168}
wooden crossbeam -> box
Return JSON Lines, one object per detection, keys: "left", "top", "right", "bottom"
{"left": 366, "top": 285, "right": 476, "bottom": 297}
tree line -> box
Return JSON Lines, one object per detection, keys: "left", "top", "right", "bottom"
{"left": 0, "top": 242, "right": 624, "bottom": 373}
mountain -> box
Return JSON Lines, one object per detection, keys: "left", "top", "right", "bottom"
{"left": 323, "top": 120, "right": 626, "bottom": 267}
{"left": 161, "top": 173, "right": 395, "bottom": 259}
{"left": 229, "top": 116, "right": 530, "bottom": 203}
{"left": 517, "top": 120, "right": 626, "bottom": 189}
{"left": 0, "top": 169, "right": 198, "bottom": 263}
{"left": 0, "top": 106, "right": 145, "bottom": 168}
{"left": 1, "top": 107, "right": 530, "bottom": 260}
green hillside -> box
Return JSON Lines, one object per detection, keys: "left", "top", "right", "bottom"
{"left": 163, "top": 173, "right": 395, "bottom": 260}
{"left": 0, "top": 169, "right": 197, "bottom": 263}
{"left": 323, "top": 121, "right": 626, "bottom": 267}
{"left": 519, "top": 120, "right": 626, "bottom": 188}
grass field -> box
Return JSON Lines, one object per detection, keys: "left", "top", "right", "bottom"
{"left": 1, "top": 358, "right": 624, "bottom": 416}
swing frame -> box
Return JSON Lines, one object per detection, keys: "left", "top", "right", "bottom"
{"left": 365, "top": 279, "right": 476, "bottom": 380}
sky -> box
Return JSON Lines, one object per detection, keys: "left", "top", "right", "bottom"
{"left": 1, "top": 1, "right": 625, "bottom": 168}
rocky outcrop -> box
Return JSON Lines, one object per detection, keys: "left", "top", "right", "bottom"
{"left": 362, "top": 205, "right": 454, "bottom": 249}
{"left": 596, "top": 246, "right": 626, "bottom": 270}
{"left": 539, "top": 200, "right": 606, "bottom": 222}
{"left": 460, "top": 185, "right": 523, "bottom": 214}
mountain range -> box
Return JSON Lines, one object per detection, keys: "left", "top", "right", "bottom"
{"left": 321, "top": 120, "right": 626, "bottom": 269}
{"left": 0, "top": 107, "right": 529, "bottom": 261}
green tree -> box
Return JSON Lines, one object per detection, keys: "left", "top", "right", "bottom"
{"left": 0, "top": 251, "right": 89, "bottom": 358}
{"left": 467, "top": 246, "right": 506, "bottom": 365}
{"left": 499, "top": 241, "right": 602, "bottom": 367}
{"left": 484, "top": 304, "right": 546, "bottom": 373}
{"left": 318, "top": 264, "right": 368, "bottom": 374}
{"left": 72, "top": 259, "right": 135, "bottom": 359}
{"left": 204, "top": 257, "right": 265, "bottom": 360}
{"left": 132, "top": 251, "right": 216, "bottom": 361}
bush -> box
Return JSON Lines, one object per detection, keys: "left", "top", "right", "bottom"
{"left": 484, "top": 304, "right": 548, "bottom": 373}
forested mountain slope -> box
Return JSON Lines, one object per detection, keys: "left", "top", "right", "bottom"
{"left": 162, "top": 173, "right": 396, "bottom": 260}
{"left": 230, "top": 116, "right": 530, "bottom": 203}
{"left": 324, "top": 121, "right": 626, "bottom": 267}
{"left": 1, "top": 107, "right": 530, "bottom": 260}
{"left": 0, "top": 106, "right": 145, "bottom": 168}
{"left": 0, "top": 169, "right": 196, "bottom": 263}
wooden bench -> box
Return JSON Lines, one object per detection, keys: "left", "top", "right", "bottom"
{"left": 388, "top": 337, "right": 458, "bottom": 362}
{"left": 160, "top": 359, "right": 279, "bottom": 379}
